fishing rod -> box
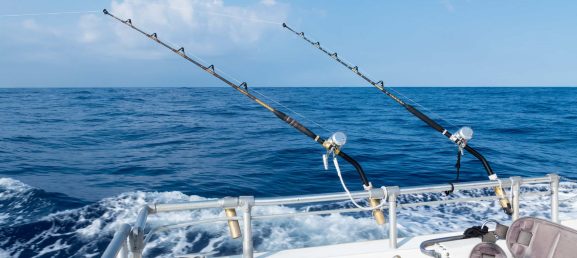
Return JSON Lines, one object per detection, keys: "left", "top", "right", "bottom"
{"left": 102, "top": 10, "right": 387, "bottom": 231}
{"left": 282, "top": 23, "right": 513, "bottom": 215}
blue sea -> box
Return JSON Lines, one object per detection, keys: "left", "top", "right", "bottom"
{"left": 0, "top": 87, "right": 576, "bottom": 257}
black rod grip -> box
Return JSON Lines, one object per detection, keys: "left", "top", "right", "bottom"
{"left": 404, "top": 104, "right": 446, "bottom": 133}
{"left": 272, "top": 110, "right": 318, "bottom": 141}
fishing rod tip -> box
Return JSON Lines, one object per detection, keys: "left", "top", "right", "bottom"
{"left": 282, "top": 22, "right": 287, "bottom": 28}
{"left": 102, "top": 9, "right": 109, "bottom": 15}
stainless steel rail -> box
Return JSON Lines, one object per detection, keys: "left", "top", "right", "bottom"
{"left": 101, "top": 174, "right": 561, "bottom": 258}
{"left": 102, "top": 223, "right": 131, "bottom": 258}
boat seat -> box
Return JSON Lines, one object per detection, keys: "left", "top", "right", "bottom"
{"left": 469, "top": 242, "right": 507, "bottom": 258}
{"left": 506, "top": 217, "right": 577, "bottom": 258}
{"left": 469, "top": 217, "right": 577, "bottom": 258}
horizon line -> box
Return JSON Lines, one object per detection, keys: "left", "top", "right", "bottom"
{"left": 1, "top": 85, "right": 576, "bottom": 89}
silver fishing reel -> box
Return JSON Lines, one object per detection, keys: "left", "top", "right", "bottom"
{"left": 450, "top": 126, "right": 473, "bottom": 153}
{"left": 323, "top": 132, "right": 347, "bottom": 170}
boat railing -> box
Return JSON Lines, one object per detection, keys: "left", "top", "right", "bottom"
{"left": 101, "top": 174, "right": 561, "bottom": 258}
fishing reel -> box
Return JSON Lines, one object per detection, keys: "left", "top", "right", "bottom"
{"left": 446, "top": 127, "right": 475, "bottom": 191}
{"left": 322, "top": 132, "right": 347, "bottom": 170}
{"left": 450, "top": 126, "right": 474, "bottom": 154}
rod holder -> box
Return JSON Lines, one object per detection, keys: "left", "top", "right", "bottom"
{"left": 369, "top": 198, "right": 386, "bottom": 225}
{"left": 225, "top": 208, "right": 242, "bottom": 239}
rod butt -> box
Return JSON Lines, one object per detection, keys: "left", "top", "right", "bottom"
{"left": 370, "top": 198, "right": 386, "bottom": 225}
{"left": 494, "top": 186, "right": 513, "bottom": 215}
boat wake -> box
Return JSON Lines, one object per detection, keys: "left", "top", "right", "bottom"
{"left": 1, "top": 177, "right": 577, "bottom": 258}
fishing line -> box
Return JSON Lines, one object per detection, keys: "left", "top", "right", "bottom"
{"left": 360, "top": 69, "right": 461, "bottom": 130}
{"left": 164, "top": 39, "right": 302, "bottom": 130}
{"left": 159, "top": 20, "right": 325, "bottom": 133}
{"left": 283, "top": 23, "right": 514, "bottom": 215}
{"left": 0, "top": 9, "right": 281, "bottom": 26}
{"left": 199, "top": 10, "right": 282, "bottom": 25}
{"left": 0, "top": 10, "right": 99, "bottom": 18}
{"left": 149, "top": 34, "right": 332, "bottom": 134}
{"left": 216, "top": 62, "right": 335, "bottom": 134}
{"left": 251, "top": 89, "right": 334, "bottom": 134}
{"left": 180, "top": 48, "right": 332, "bottom": 133}
{"left": 203, "top": 68, "right": 320, "bottom": 132}
{"left": 166, "top": 36, "right": 333, "bottom": 133}
{"left": 103, "top": 9, "right": 373, "bottom": 186}
{"left": 286, "top": 31, "right": 459, "bottom": 130}
{"left": 299, "top": 31, "right": 460, "bottom": 129}
{"left": 333, "top": 156, "right": 387, "bottom": 211}
{"left": 211, "top": 59, "right": 335, "bottom": 134}
{"left": 104, "top": 9, "right": 388, "bottom": 224}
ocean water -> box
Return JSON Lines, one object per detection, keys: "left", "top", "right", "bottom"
{"left": 0, "top": 87, "right": 576, "bottom": 257}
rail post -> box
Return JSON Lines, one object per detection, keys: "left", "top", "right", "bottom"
{"left": 510, "top": 176, "right": 522, "bottom": 221}
{"left": 240, "top": 196, "right": 255, "bottom": 258}
{"left": 386, "top": 186, "right": 400, "bottom": 249}
{"left": 549, "top": 173, "right": 560, "bottom": 223}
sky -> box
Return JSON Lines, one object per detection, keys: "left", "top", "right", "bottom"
{"left": 0, "top": 0, "right": 576, "bottom": 87}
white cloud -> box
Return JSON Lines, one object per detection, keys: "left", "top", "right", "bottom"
{"left": 260, "top": 0, "right": 276, "bottom": 6}
{"left": 441, "top": 0, "right": 455, "bottom": 12}
{"left": 81, "top": 0, "right": 289, "bottom": 58}
{"left": 21, "top": 18, "right": 62, "bottom": 37}
{"left": 6, "top": 1, "right": 288, "bottom": 63}
{"left": 21, "top": 19, "right": 40, "bottom": 30}
{"left": 78, "top": 14, "right": 102, "bottom": 43}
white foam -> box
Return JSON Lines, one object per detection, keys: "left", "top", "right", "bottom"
{"left": 0, "top": 248, "right": 14, "bottom": 258}
{"left": 0, "top": 213, "right": 8, "bottom": 225}
{"left": 0, "top": 178, "right": 33, "bottom": 200}
{"left": 34, "top": 239, "right": 71, "bottom": 258}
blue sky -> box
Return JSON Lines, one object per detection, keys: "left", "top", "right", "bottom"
{"left": 0, "top": 0, "right": 576, "bottom": 87}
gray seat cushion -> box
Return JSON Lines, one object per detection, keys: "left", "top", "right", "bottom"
{"left": 506, "top": 217, "right": 577, "bottom": 258}
{"left": 469, "top": 242, "right": 507, "bottom": 258}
